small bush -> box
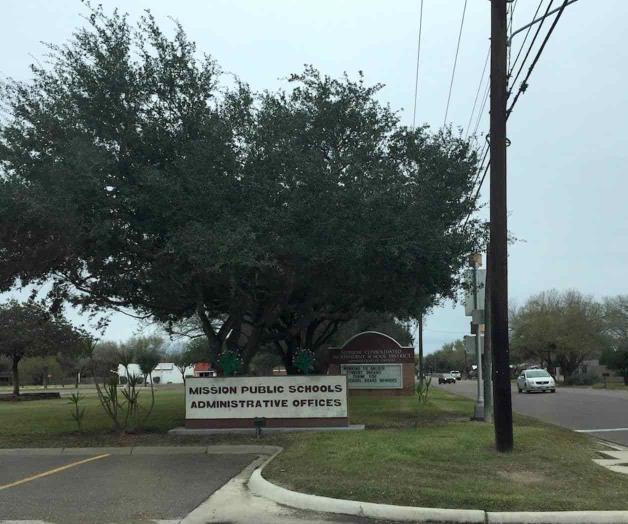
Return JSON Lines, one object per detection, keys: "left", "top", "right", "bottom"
{"left": 566, "top": 371, "right": 600, "bottom": 386}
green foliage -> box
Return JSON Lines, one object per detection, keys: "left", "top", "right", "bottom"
{"left": 603, "top": 295, "right": 628, "bottom": 343}
{"left": 425, "top": 339, "right": 471, "bottom": 374}
{"left": 18, "top": 356, "right": 63, "bottom": 386}
{"left": 293, "top": 348, "right": 315, "bottom": 375}
{"left": 135, "top": 345, "right": 162, "bottom": 383}
{"left": 510, "top": 290, "right": 609, "bottom": 379}
{"left": 248, "top": 348, "right": 282, "bottom": 376}
{"left": 329, "top": 312, "right": 415, "bottom": 347}
{"left": 68, "top": 392, "right": 86, "bottom": 432}
{"left": 0, "top": 6, "right": 483, "bottom": 371}
{"left": 0, "top": 301, "right": 86, "bottom": 394}
{"left": 218, "top": 349, "right": 243, "bottom": 377}
{"left": 94, "top": 370, "right": 153, "bottom": 434}
{"left": 600, "top": 346, "right": 628, "bottom": 384}
{"left": 416, "top": 375, "right": 432, "bottom": 403}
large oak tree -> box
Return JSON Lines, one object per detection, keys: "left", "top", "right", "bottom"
{"left": 0, "top": 7, "right": 483, "bottom": 372}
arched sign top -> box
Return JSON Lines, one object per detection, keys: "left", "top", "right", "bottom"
{"left": 330, "top": 331, "right": 414, "bottom": 365}
{"left": 341, "top": 331, "right": 405, "bottom": 351}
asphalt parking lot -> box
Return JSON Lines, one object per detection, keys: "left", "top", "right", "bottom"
{"left": 437, "top": 380, "right": 628, "bottom": 446}
{"left": 0, "top": 449, "right": 256, "bottom": 524}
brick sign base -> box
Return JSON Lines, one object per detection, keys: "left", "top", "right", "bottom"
{"left": 329, "top": 331, "right": 415, "bottom": 396}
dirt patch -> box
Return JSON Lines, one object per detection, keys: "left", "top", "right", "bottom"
{"left": 497, "top": 470, "right": 546, "bottom": 484}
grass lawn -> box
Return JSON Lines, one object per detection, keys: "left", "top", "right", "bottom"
{"left": 1, "top": 385, "right": 627, "bottom": 511}
{"left": 264, "top": 391, "right": 628, "bottom": 512}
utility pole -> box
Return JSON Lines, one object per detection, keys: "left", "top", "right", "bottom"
{"left": 489, "top": 0, "right": 513, "bottom": 452}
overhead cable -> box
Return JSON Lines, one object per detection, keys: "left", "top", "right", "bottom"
{"left": 411, "top": 0, "right": 425, "bottom": 130}
{"left": 443, "top": 0, "right": 468, "bottom": 127}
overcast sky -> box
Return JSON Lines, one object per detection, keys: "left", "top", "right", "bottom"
{"left": 1, "top": 1, "right": 626, "bottom": 353}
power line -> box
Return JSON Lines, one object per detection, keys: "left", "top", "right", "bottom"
{"left": 471, "top": 79, "right": 490, "bottom": 146}
{"left": 508, "top": 0, "right": 554, "bottom": 94}
{"left": 469, "top": 2, "right": 516, "bottom": 141}
{"left": 507, "top": 0, "right": 570, "bottom": 118}
{"left": 411, "top": 0, "right": 424, "bottom": 130}
{"left": 443, "top": 0, "right": 468, "bottom": 127}
{"left": 508, "top": 0, "right": 519, "bottom": 69}
{"left": 509, "top": 0, "right": 544, "bottom": 77}
{"left": 465, "top": 46, "right": 490, "bottom": 140}
{"left": 464, "top": 0, "right": 571, "bottom": 226}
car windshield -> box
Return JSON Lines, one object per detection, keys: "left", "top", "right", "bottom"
{"left": 526, "top": 370, "right": 550, "bottom": 378}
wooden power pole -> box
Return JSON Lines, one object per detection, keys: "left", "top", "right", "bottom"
{"left": 489, "top": 0, "right": 513, "bottom": 452}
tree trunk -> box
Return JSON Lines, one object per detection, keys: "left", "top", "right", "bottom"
{"left": 279, "top": 339, "right": 299, "bottom": 375}
{"left": 12, "top": 357, "right": 20, "bottom": 396}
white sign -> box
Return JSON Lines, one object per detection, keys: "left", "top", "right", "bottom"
{"left": 464, "top": 335, "right": 485, "bottom": 355}
{"left": 185, "top": 375, "right": 348, "bottom": 420}
{"left": 464, "top": 269, "right": 486, "bottom": 316}
{"left": 340, "top": 364, "right": 403, "bottom": 389}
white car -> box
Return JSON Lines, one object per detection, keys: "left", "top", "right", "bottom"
{"left": 450, "top": 371, "right": 462, "bottom": 380}
{"left": 517, "top": 369, "right": 556, "bottom": 394}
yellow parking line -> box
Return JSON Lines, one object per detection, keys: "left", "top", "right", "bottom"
{"left": 0, "top": 453, "right": 110, "bottom": 491}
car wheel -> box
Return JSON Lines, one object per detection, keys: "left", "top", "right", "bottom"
{"left": 550, "top": 388, "right": 556, "bottom": 393}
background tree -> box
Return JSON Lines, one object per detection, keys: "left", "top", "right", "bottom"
{"left": 90, "top": 340, "right": 121, "bottom": 381}
{"left": 600, "top": 345, "right": 628, "bottom": 385}
{"left": 424, "top": 339, "right": 470, "bottom": 374}
{"left": 510, "top": 290, "right": 608, "bottom": 382}
{"left": 603, "top": 295, "right": 628, "bottom": 346}
{"left": 56, "top": 335, "right": 95, "bottom": 387}
{"left": 0, "top": 301, "right": 84, "bottom": 395}
{"left": 0, "top": 7, "right": 484, "bottom": 371}
{"left": 123, "top": 335, "right": 165, "bottom": 385}
{"left": 601, "top": 295, "right": 628, "bottom": 385}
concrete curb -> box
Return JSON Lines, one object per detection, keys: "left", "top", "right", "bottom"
{"left": 248, "top": 450, "right": 628, "bottom": 524}
{"left": 0, "top": 445, "right": 282, "bottom": 456}
{"left": 181, "top": 455, "right": 269, "bottom": 524}
{"left": 248, "top": 468, "right": 485, "bottom": 523}
{"left": 487, "top": 512, "right": 628, "bottom": 524}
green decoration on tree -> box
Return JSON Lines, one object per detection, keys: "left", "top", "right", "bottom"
{"left": 293, "top": 348, "right": 315, "bottom": 375}
{"left": 219, "top": 349, "right": 243, "bottom": 377}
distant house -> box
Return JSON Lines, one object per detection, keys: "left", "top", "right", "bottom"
{"left": 117, "top": 362, "right": 216, "bottom": 383}
{"left": 193, "top": 362, "right": 216, "bottom": 378}
{"left": 151, "top": 363, "right": 194, "bottom": 384}
{"left": 117, "top": 363, "right": 143, "bottom": 383}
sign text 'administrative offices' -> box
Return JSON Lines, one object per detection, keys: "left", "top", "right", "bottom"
{"left": 188, "top": 381, "right": 345, "bottom": 410}
{"left": 185, "top": 376, "right": 348, "bottom": 428}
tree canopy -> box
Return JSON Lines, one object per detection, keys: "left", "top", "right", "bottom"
{"left": 0, "top": 7, "right": 484, "bottom": 372}
{"left": 0, "top": 301, "right": 85, "bottom": 394}
{"left": 510, "top": 290, "right": 608, "bottom": 380}
{"left": 424, "top": 339, "right": 472, "bottom": 375}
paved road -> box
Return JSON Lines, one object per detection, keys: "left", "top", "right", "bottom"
{"left": 0, "top": 451, "right": 256, "bottom": 523}
{"left": 0, "top": 449, "right": 392, "bottom": 524}
{"left": 437, "top": 380, "right": 628, "bottom": 446}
